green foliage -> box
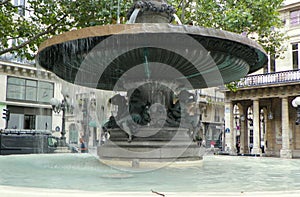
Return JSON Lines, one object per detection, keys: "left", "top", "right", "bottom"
{"left": 169, "top": 0, "right": 286, "bottom": 92}
{"left": 0, "top": 0, "right": 133, "bottom": 59}
{"left": 181, "top": 0, "right": 286, "bottom": 56}
{"left": 225, "top": 81, "right": 240, "bottom": 93}
{"left": 0, "top": 0, "right": 286, "bottom": 70}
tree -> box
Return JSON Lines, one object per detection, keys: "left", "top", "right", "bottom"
{"left": 170, "top": 0, "right": 286, "bottom": 91}
{"left": 171, "top": 0, "right": 286, "bottom": 57}
{"left": 0, "top": 0, "right": 285, "bottom": 61}
{"left": 0, "top": 0, "right": 133, "bottom": 59}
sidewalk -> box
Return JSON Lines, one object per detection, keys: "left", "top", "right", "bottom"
{"left": 1, "top": 186, "right": 300, "bottom": 197}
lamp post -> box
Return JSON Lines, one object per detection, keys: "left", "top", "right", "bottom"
{"left": 292, "top": 97, "right": 300, "bottom": 125}
{"left": 50, "top": 95, "right": 70, "bottom": 146}
{"left": 222, "top": 119, "right": 225, "bottom": 151}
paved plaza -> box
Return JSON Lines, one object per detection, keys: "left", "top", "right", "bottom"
{"left": 1, "top": 186, "right": 300, "bottom": 197}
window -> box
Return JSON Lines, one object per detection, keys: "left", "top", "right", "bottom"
{"left": 24, "top": 114, "right": 35, "bottom": 130}
{"left": 7, "top": 77, "right": 54, "bottom": 103}
{"left": 214, "top": 108, "right": 220, "bottom": 122}
{"left": 264, "top": 54, "right": 276, "bottom": 73}
{"left": 38, "top": 81, "right": 54, "bottom": 102}
{"left": 25, "top": 80, "right": 37, "bottom": 101}
{"left": 292, "top": 43, "right": 299, "bottom": 70}
{"left": 7, "top": 107, "right": 52, "bottom": 130}
{"left": 290, "top": 9, "right": 300, "bottom": 26}
{"left": 7, "top": 77, "right": 26, "bottom": 100}
{"left": 14, "top": 0, "right": 26, "bottom": 16}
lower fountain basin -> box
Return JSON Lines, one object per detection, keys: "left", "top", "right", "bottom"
{"left": 98, "top": 127, "right": 203, "bottom": 168}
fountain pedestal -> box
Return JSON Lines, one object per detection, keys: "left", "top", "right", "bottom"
{"left": 128, "top": 0, "right": 176, "bottom": 23}
{"left": 98, "top": 127, "right": 203, "bottom": 168}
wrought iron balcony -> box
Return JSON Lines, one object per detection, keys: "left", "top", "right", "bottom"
{"left": 237, "top": 69, "right": 300, "bottom": 88}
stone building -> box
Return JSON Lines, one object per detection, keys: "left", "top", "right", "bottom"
{"left": 0, "top": 60, "right": 55, "bottom": 131}
{"left": 0, "top": 58, "right": 113, "bottom": 149}
{"left": 224, "top": 0, "right": 300, "bottom": 158}
{"left": 196, "top": 88, "right": 225, "bottom": 148}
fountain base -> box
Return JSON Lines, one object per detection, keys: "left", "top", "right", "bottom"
{"left": 97, "top": 127, "right": 204, "bottom": 168}
{"left": 99, "top": 157, "right": 203, "bottom": 169}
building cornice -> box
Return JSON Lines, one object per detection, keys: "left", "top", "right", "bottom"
{"left": 0, "top": 60, "right": 56, "bottom": 81}
{"left": 279, "top": 2, "right": 300, "bottom": 12}
{"left": 225, "top": 83, "right": 300, "bottom": 101}
{"left": 4, "top": 101, "right": 52, "bottom": 109}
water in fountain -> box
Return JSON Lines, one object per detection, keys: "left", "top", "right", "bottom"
{"left": 173, "top": 14, "right": 182, "bottom": 25}
{"left": 1, "top": 154, "right": 300, "bottom": 194}
{"left": 126, "top": 9, "right": 140, "bottom": 24}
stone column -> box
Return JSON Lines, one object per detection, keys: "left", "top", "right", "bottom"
{"left": 263, "top": 110, "right": 269, "bottom": 154}
{"left": 242, "top": 107, "right": 249, "bottom": 153}
{"left": 252, "top": 99, "right": 261, "bottom": 155}
{"left": 240, "top": 113, "right": 245, "bottom": 154}
{"left": 280, "top": 97, "right": 292, "bottom": 158}
{"left": 225, "top": 101, "right": 236, "bottom": 154}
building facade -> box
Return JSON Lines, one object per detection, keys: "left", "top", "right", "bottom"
{"left": 196, "top": 88, "right": 225, "bottom": 148}
{"left": 63, "top": 84, "right": 113, "bottom": 149}
{"left": 0, "top": 59, "right": 114, "bottom": 149}
{"left": 224, "top": 0, "right": 300, "bottom": 158}
{"left": 0, "top": 60, "right": 55, "bottom": 131}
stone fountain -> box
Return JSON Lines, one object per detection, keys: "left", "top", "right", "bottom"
{"left": 36, "top": 0, "right": 267, "bottom": 167}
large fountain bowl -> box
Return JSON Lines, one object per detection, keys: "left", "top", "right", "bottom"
{"left": 36, "top": 23, "right": 267, "bottom": 90}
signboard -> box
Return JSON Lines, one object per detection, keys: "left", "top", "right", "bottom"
{"left": 225, "top": 107, "right": 230, "bottom": 113}
{"left": 225, "top": 128, "right": 230, "bottom": 133}
{"left": 55, "top": 126, "right": 60, "bottom": 132}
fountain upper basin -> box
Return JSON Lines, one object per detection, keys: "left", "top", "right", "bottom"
{"left": 37, "top": 23, "right": 267, "bottom": 90}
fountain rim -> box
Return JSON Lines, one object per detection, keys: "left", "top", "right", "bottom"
{"left": 37, "top": 23, "right": 267, "bottom": 55}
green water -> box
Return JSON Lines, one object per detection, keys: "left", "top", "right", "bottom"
{"left": 0, "top": 154, "right": 300, "bottom": 192}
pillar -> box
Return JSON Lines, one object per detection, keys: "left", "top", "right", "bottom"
{"left": 265, "top": 99, "right": 275, "bottom": 156}
{"left": 280, "top": 97, "right": 292, "bottom": 158}
{"left": 263, "top": 109, "right": 269, "bottom": 155}
{"left": 225, "top": 101, "right": 236, "bottom": 154}
{"left": 242, "top": 106, "right": 249, "bottom": 153}
{"left": 252, "top": 99, "right": 261, "bottom": 155}
{"left": 240, "top": 112, "right": 246, "bottom": 154}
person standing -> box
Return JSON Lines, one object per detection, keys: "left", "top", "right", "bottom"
{"left": 236, "top": 141, "right": 240, "bottom": 154}
{"left": 80, "top": 137, "right": 88, "bottom": 153}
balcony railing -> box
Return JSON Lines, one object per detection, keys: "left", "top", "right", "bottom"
{"left": 237, "top": 69, "right": 300, "bottom": 88}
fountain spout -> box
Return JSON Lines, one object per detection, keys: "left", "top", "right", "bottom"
{"left": 173, "top": 14, "right": 182, "bottom": 25}
{"left": 127, "top": 9, "right": 140, "bottom": 24}
{"left": 126, "top": 0, "right": 176, "bottom": 23}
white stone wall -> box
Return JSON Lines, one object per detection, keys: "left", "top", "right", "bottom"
{"left": 277, "top": 1, "right": 300, "bottom": 72}
{"left": 0, "top": 74, "right": 7, "bottom": 129}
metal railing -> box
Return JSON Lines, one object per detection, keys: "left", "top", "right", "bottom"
{"left": 238, "top": 69, "right": 300, "bottom": 87}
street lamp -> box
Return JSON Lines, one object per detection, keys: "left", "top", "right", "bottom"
{"left": 50, "top": 95, "right": 71, "bottom": 146}
{"left": 292, "top": 97, "right": 300, "bottom": 125}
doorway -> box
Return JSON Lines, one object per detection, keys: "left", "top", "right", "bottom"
{"left": 24, "top": 115, "right": 35, "bottom": 129}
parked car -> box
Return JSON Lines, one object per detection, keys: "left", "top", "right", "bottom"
{"left": 0, "top": 129, "right": 58, "bottom": 155}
